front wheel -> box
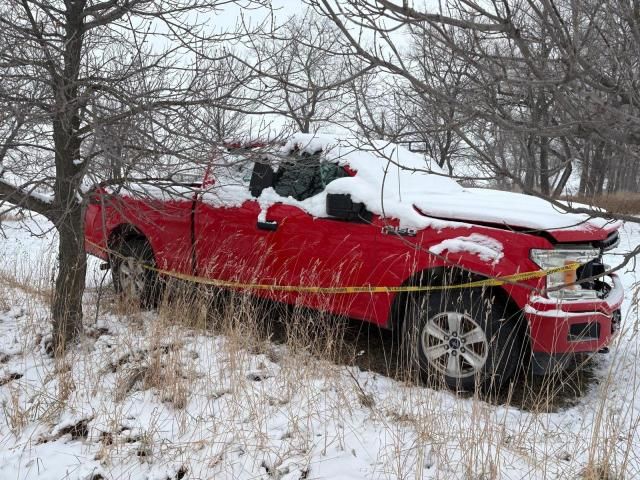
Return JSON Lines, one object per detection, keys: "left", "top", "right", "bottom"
{"left": 404, "top": 286, "right": 524, "bottom": 392}
{"left": 111, "top": 239, "right": 161, "bottom": 309}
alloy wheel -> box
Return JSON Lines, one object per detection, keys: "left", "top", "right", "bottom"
{"left": 421, "top": 311, "right": 489, "bottom": 379}
{"left": 118, "top": 257, "right": 147, "bottom": 302}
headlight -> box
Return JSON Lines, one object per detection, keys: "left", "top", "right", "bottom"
{"left": 530, "top": 248, "right": 600, "bottom": 299}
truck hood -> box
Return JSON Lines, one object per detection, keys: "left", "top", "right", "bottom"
{"left": 413, "top": 188, "right": 621, "bottom": 243}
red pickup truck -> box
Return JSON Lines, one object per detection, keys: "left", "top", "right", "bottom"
{"left": 85, "top": 133, "right": 624, "bottom": 391}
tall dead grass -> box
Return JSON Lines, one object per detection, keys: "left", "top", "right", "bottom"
{"left": 0, "top": 268, "right": 638, "bottom": 479}
{"left": 116, "top": 281, "right": 640, "bottom": 476}
{"left": 566, "top": 193, "right": 640, "bottom": 215}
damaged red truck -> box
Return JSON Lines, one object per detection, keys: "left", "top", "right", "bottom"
{"left": 85, "top": 134, "right": 624, "bottom": 391}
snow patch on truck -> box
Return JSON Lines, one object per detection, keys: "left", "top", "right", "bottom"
{"left": 283, "top": 133, "right": 619, "bottom": 234}
{"left": 192, "top": 134, "right": 467, "bottom": 231}
{"left": 256, "top": 186, "right": 328, "bottom": 221}
{"left": 278, "top": 133, "right": 467, "bottom": 230}
{"left": 430, "top": 234, "right": 504, "bottom": 264}
{"left": 113, "top": 132, "right": 618, "bottom": 237}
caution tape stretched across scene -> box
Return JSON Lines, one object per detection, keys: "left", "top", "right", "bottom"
{"left": 87, "top": 240, "right": 579, "bottom": 295}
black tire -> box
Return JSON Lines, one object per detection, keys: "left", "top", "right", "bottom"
{"left": 403, "top": 282, "right": 524, "bottom": 393}
{"left": 111, "top": 239, "right": 161, "bottom": 309}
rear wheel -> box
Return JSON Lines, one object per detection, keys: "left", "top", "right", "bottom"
{"left": 111, "top": 239, "right": 161, "bottom": 309}
{"left": 404, "top": 284, "right": 524, "bottom": 392}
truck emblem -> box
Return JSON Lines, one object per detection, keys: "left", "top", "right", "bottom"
{"left": 382, "top": 225, "right": 417, "bottom": 237}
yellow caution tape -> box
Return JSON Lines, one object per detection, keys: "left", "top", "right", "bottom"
{"left": 87, "top": 240, "right": 579, "bottom": 294}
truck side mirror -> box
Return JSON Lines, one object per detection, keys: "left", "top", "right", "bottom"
{"left": 250, "top": 162, "right": 275, "bottom": 197}
{"left": 326, "top": 193, "right": 372, "bottom": 222}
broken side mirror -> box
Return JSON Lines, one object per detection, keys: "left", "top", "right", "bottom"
{"left": 326, "top": 193, "right": 372, "bottom": 222}
{"left": 249, "top": 162, "right": 275, "bottom": 197}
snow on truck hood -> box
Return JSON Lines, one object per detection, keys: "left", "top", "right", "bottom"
{"left": 412, "top": 188, "right": 620, "bottom": 240}
{"left": 286, "top": 133, "right": 619, "bottom": 241}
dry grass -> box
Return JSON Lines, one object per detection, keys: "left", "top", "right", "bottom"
{"left": 0, "top": 198, "right": 635, "bottom": 478}
{"left": 566, "top": 193, "right": 640, "bottom": 215}
{"left": 0, "top": 211, "right": 24, "bottom": 223}
{"left": 139, "top": 287, "right": 639, "bottom": 474}
{"left": 0, "top": 273, "right": 638, "bottom": 479}
{"left": 0, "top": 269, "right": 52, "bottom": 302}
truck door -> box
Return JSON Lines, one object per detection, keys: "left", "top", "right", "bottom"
{"left": 194, "top": 158, "right": 276, "bottom": 285}
{"left": 261, "top": 156, "right": 381, "bottom": 320}
{"left": 150, "top": 186, "right": 199, "bottom": 275}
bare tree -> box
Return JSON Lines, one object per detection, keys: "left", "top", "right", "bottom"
{"left": 314, "top": 0, "right": 640, "bottom": 198}
{"left": 385, "top": 29, "right": 473, "bottom": 176}
{"left": 0, "top": 0, "right": 267, "bottom": 353}
{"left": 243, "top": 9, "right": 364, "bottom": 133}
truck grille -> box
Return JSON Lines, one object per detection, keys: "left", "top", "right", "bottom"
{"left": 593, "top": 231, "right": 620, "bottom": 251}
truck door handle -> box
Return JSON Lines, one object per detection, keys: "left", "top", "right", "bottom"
{"left": 257, "top": 220, "right": 278, "bottom": 231}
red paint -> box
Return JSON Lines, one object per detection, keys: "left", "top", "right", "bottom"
{"left": 84, "top": 167, "right": 624, "bottom": 358}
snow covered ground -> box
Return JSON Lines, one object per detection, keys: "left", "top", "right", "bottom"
{"left": 0, "top": 213, "right": 639, "bottom": 479}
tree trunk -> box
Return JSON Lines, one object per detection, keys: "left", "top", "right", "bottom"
{"left": 52, "top": 204, "right": 86, "bottom": 354}
{"left": 586, "top": 141, "right": 605, "bottom": 196}
{"left": 538, "top": 137, "right": 550, "bottom": 195}
{"left": 524, "top": 134, "right": 536, "bottom": 190}
{"left": 606, "top": 146, "right": 623, "bottom": 194}
{"left": 49, "top": 1, "right": 86, "bottom": 354}
{"left": 553, "top": 162, "right": 573, "bottom": 197}
{"left": 579, "top": 140, "right": 591, "bottom": 195}
{"left": 628, "top": 158, "right": 639, "bottom": 192}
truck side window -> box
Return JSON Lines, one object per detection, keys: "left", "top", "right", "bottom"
{"left": 274, "top": 151, "right": 323, "bottom": 201}
{"left": 319, "top": 162, "right": 348, "bottom": 188}
{"left": 273, "top": 150, "right": 348, "bottom": 201}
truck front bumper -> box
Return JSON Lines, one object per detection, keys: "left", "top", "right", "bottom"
{"left": 524, "top": 274, "right": 624, "bottom": 374}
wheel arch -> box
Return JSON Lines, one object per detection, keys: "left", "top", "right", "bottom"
{"left": 107, "top": 223, "right": 162, "bottom": 308}
{"left": 388, "top": 266, "right": 529, "bottom": 343}
{"left": 107, "top": 224, "right": 154, "bottom": 256}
